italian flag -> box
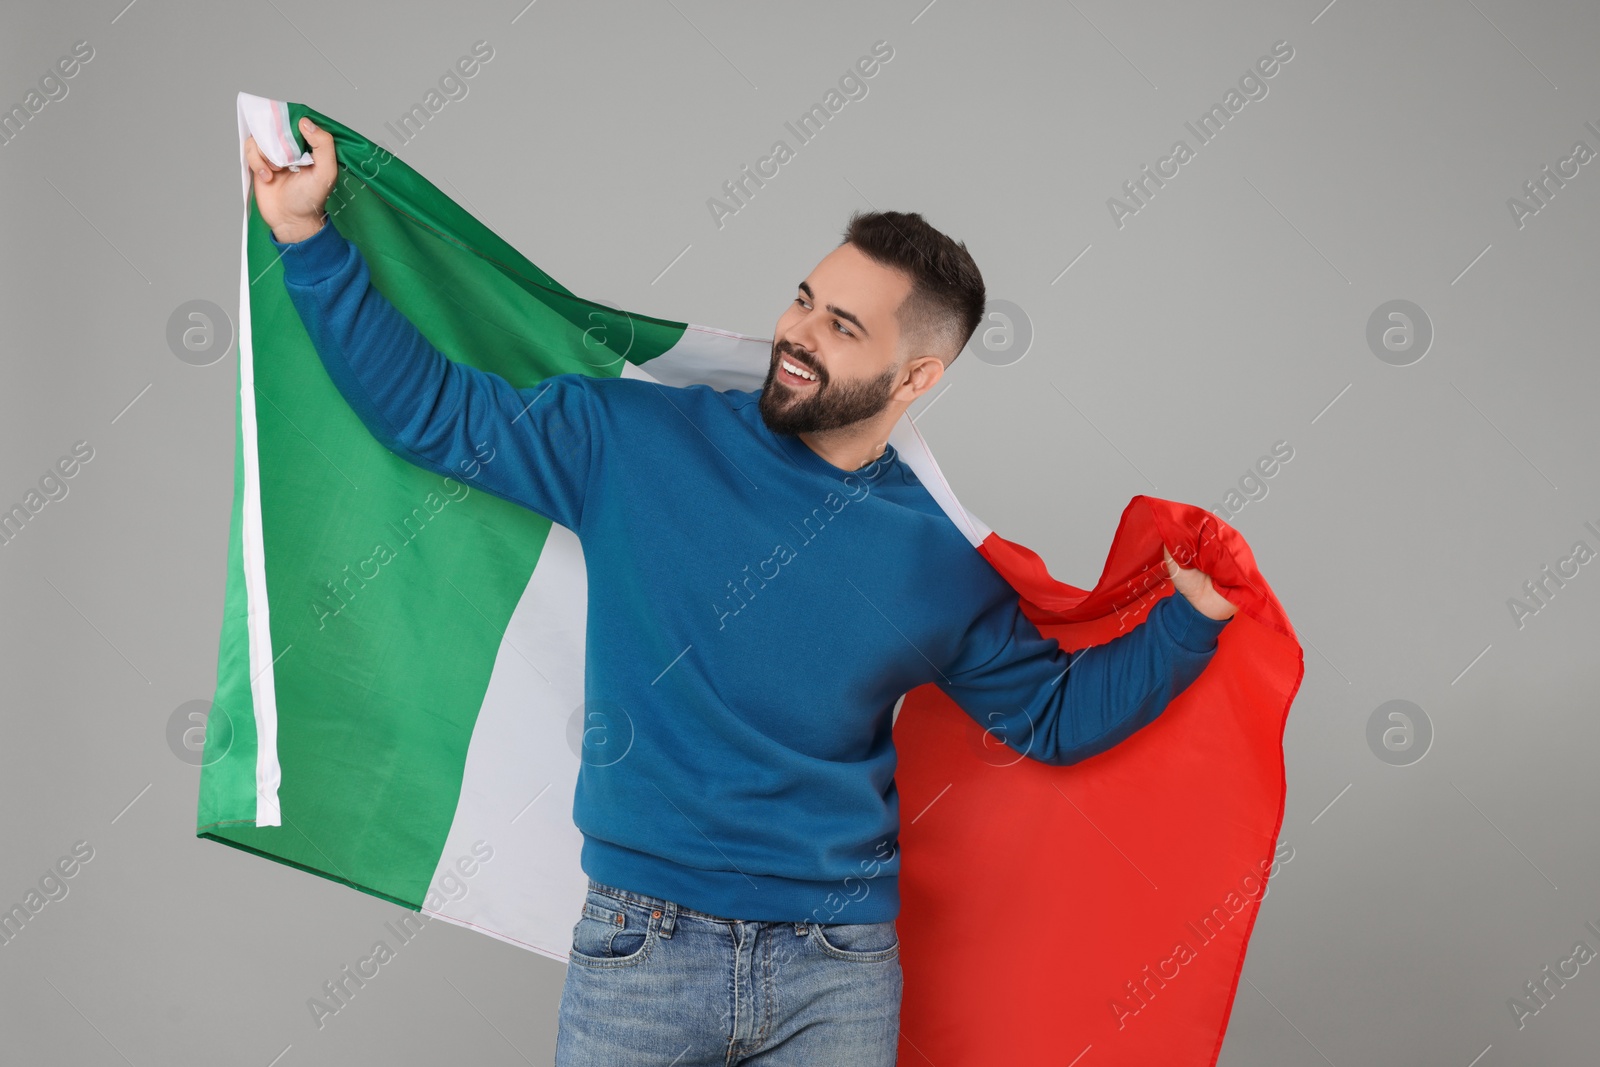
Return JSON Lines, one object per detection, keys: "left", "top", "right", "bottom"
{"left": 202, "top": 91, "right": 1303, "bottom": 1065}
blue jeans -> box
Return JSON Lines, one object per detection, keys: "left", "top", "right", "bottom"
{"left": 555, "top": 878, "right": 903, "bottom": 1065}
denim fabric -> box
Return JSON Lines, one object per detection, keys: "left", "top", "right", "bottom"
{"left": 556, "top": 879, "right": 902, "bottom": 1065}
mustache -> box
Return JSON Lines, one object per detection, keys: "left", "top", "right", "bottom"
{"left": 774, "top": 342, "right": 823, "bottom": 379}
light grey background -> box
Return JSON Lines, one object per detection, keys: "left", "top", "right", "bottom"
{"left": 3, "top": 0, "right": 1599, "bottom": 1063}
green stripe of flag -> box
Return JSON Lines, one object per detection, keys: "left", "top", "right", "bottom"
{"left": 200, "top": 102, "right": 689, "bottom": 909}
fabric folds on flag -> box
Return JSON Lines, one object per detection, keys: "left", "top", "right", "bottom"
{"left": 202, "top": 91, "right": 1302, "bottom": 1065}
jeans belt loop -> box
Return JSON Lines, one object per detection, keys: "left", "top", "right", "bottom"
{"left": 658, "top": 899, "right": 677, "bottom": 939}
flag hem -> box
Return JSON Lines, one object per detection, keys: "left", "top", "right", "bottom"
{"left": 196, "top": 829, "right": 415, "bottom": 909}
{"left": 235, "top": 91, "right": 284, "bottom": 826}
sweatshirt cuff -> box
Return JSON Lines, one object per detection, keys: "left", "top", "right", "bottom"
{"left": 1159, "top": 591, "right": 1230, "bottom": 653}
{"left": 269, "top": 218, "right": 352, "bottom": 285}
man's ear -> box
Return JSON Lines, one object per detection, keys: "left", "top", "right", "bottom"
{"left": 903, "top": 354, "right": 945, "bottom": 399}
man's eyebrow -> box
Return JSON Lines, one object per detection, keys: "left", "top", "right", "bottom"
{"left": 797, "top": 280, "right": 870, "bottom": 339}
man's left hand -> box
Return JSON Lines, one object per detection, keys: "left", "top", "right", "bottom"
{"left": 1163, "top": 545, "right": 1237, "bottom": 622}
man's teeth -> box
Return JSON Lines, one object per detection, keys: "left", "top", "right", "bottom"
{"left": 782, "top": 358, "right": 819, "bottom": 382}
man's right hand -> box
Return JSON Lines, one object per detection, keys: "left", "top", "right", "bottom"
{"left": 245, "top": 116, "right": 339, "bottom": 243}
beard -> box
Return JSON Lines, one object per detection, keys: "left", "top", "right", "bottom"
{"left": 757, "top": 340, "right": 901, "bottom": 437}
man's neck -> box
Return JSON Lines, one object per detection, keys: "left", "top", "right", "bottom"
{"left": 798, "top": 421, "right": 892, "bottom": 472}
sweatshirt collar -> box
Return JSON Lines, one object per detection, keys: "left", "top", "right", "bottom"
{"left": 770, "top": 421, "right": 899, "bottom": 483}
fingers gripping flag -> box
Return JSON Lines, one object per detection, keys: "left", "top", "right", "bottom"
{"left": 202, "top": 92, "right": 1303, "bottom": 1065}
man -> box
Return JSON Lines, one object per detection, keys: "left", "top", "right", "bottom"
{"left": 246, "top": 116, "right": 1235, "bottom": 1066}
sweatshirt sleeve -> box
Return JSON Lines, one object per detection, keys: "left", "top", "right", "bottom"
{"left": 267, "top": 220, "right": 596, "bottom": 533}
{"left": 935, "top": 579, "right": 1230, "bottom": 767}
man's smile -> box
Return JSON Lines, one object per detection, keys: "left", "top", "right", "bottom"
{"left": 777, "top": 354, "right": 821, "bottom": 387}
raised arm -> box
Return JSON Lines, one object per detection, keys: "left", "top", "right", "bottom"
{"left": 247, "top": 117, "right": 595, "bottom": 531}
{"left": 937, "top": 575, "right": 1230, "bottom": 767}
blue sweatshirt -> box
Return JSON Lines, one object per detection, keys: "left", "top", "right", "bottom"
{"left": 269, "top": 219, "right": 1229, "bottom": 924}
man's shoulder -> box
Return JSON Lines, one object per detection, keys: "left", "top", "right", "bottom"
{"left": 576, "top": 372, "right": 756, "bottom": 413}
{"left": 539, "top": 374, "right": 756, "bottom": 441}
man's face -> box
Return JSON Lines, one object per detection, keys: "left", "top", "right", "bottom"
{"left": 758, "top": 242, "right": 913, "bottom": 437}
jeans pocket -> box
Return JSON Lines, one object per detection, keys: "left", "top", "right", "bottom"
{"left": 810, "top": 919, "right": 900, "bottom": 963}
{"left": 567, "top": 892, "right": 658, "bottom": 968}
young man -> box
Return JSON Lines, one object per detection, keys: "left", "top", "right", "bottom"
{"left": 247, "top": 117, "right": 1235, "bottom": 1066}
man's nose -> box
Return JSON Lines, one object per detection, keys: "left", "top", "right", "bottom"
{"left": 784, "top": 325, "right": 820, "bottom": 356}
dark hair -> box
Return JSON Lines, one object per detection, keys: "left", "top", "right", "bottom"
{"left": 840, "top": 210, "right": 985, "bottom": 366}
